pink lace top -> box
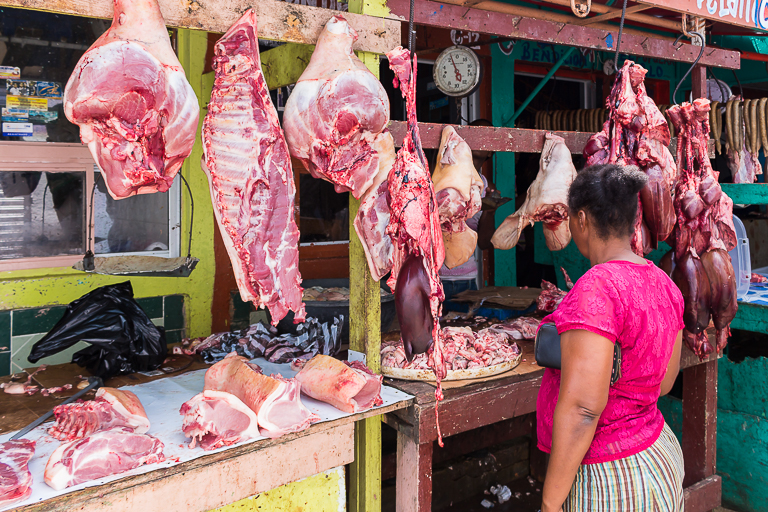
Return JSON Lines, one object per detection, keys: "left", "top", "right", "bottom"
{"left": 536, "top": 260, "right": 684, "bottom": 464}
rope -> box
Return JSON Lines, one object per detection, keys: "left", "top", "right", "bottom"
{"left": 613, "top": 0, "right": 629, "bottom": 70}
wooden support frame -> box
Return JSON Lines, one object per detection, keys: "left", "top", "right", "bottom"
{"left": 386, "top": 0, "right": 740, "bottom": 69}
{"left": 0, "top": 0, "right": 400, "bottom": 54}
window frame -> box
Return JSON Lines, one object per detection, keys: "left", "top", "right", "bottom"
{"left": 0, "top": 141, "right": 181, "bottom": 271}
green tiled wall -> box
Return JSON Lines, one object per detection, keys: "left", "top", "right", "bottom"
{"left": 0, "top": 295, "right": 185, "bottom": 376}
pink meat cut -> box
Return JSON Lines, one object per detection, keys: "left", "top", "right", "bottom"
{"left": 44, "top": 428, "right": 164, "bottom": 491}
{"left": 0, "top": 440, "right": 35, "bottom": 506}
{"left": 180, "top": 390, "right": 261, "bottom": 450}
{"left": 49, "top": 387, "right": 150, "bottom": 441}
{"left": 204, "top": 354, "right": 319, "bottom": 438}
{"left": 63, "top": 0, "right": 198, "bottom": 199}
{"left": 284, "top": 16, "right": 395, "bottom": 281}
{"left": 202, "top": 10, "right": 305, "bottom": 325}
{"left": 294, "top": 355, "right": 383, "bottom": 413}
{"left": 492, "top": 133, "right": 576, "bottom": 252}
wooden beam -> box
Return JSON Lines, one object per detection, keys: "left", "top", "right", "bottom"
{"left": 682, "top": 359, "right": 719, "bottom": 488}
{"left": 684, "top": 475, "right": 723, "bottom": 512}
{"left": 0, "top": 0, "right": 400, "bottom": 54}
{"left": 386, "top": 0, "right": 740, "bottom": 69}
{"left": 261, "top": 43, "right": 315, "bottom": 90}
{"left": 572, "top": 5, "right": 652, "bottom": 26}
{"left": 396, "top": 431, "right": 433, "bottom": 512}
{"left": 536, "top": 0, "right": 681, "bottom": 32}
{"left": 388, "top": 121, "right": 715, "bottom": 157}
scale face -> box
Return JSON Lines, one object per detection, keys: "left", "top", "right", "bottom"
{"left": 433, "top": 45, "right": 482, "bottom": 98}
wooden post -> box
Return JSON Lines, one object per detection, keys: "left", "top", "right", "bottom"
{"left": 396, "top": 430, "right": 434, "bottom": 512}
{"left": 347, "top": 2, "right": 387, "bottom": 511}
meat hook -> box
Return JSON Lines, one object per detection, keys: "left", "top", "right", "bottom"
{"left": 672, "top": 31, "right": 706, "bottom": 105}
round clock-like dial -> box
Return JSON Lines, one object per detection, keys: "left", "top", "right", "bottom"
{"left": 433, "top": 46, "right": 482, "bottom": 98}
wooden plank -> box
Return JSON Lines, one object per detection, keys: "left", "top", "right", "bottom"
{"left": 571, "top": 4, "right": 651, "bottom": 26}
{"left": 388, "top": 121, "right": 715, "bottom": 157}
{"left": 396, "top": 430, "right": 433, "bottom": 512}
{"left": 684, "top": 475, "right": 722, "bottom": 512}
{"left": 386, "top": 0, "right": 741, "bottom": 69}
{"left": 636, "top": 0, "right": 768, "bottom": 33}
{"left": 721, "top": 183, "right": 768, "bottom": 205}
{"left": 680, "top": 330, "right": 721, "bottom": 370}
{"left": 15, "top": 423, "right": 354, "bottom": 512}
{"left": 0, "top": 0, "right": 400, "bottom": 54}
{"left": 682, "top": 359, "right": 718, "bottom": 488}
{"left": 536, "top": 0, "right": 680, "bottom": 32}
{"left": 261, "top": 43, "right": 315, "bottom": 90}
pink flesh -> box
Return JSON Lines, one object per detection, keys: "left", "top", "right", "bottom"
{"left": 204, "top": 354, "right": 318, "bottom": 438}
{"left": 294, "top": 355, "right": 383, "bottom": 413}
{"left": 0, "top": 440, "right": 35, "bottom": 506}
{"left": 63, "top": 0, "right": 198, "bottom": 199}
{"left": 48, "top": 387, "right": 150, "bottom": 441}
{"left": 180, "top": 390, "right": 261, "bottom": 450}
{"left": 201, "top": 10, "right": 305, "bottom": 325}
{"left": 44, "top": 429, "right": 164, "bottom": 491}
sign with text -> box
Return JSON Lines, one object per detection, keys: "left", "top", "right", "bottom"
{"left": 636, "top": 0, "right": 768, "bottom": 31}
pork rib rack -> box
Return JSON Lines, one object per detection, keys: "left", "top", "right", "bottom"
{"left": 202, "top": 10, "right": 305, "bottom": 325}
{"left": 668, "top": 100, "right": 738, "bottom": 358}
{"left": 64, "top": 0, "right": 199, "bottom": 199}
{"left": 583, "top": 60, "right": 677, "bottom": 254}
{"left": 284, "top": 16, "right": 395, "bottom": 281}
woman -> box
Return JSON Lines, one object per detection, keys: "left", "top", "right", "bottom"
{"left": 538, "top": 164, "right": 685, "bottom": 512}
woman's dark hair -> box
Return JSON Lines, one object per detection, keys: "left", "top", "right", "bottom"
{"left": 567, "top": 164, "right": 648, "bottom": 239}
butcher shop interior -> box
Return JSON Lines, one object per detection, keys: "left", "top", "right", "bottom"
{"left": 1, "top": 0, "right": 768, "bottom": 511}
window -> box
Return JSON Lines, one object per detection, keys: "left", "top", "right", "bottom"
{"left": 0, "top": 7, "right": 181, "bottom": 271}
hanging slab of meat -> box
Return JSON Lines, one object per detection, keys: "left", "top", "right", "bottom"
{"left": 202, "top": 10, "right": 305, "bottom": 325}
{"left": 284, "top": 15, "right": 392, "bottom": 198}
{"left": 294, "top": 355, "right": 383, "bottom": 413}
{"left": 63, "top": 0, "right": 198, "bottom": 199}
{"left": 49, "top": 387, "right": 150, "bottom": 442}
{"left": 180, "top": 390, "right": 261, "bottom": 450}
{"left": 726, "top": 97, "right": 763, "bottom": 184}
{"left": 668, "top": 99, "right": 738, "bottom": 358}
{"left": 204, "top": 353, "right": 319, "bottom": 438}
{"left": 492, "top": 133, "right": 576, "bottom": 252}
{"left": 44, "top": 428, "right": 164, "bottom": 491}
{"left": 432, "top": 126, "right": 485, "bottom": 269}
{"left": 0, "top": 440, "right": 35, "bottom": 506}
{"left": 385, "top": 47, "right": 445, "bottom": 367}
{"left": 583, "top": 61, "right": 677, "bottom": 254}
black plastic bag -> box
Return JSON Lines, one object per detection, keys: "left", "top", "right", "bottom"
{"left": 28, "top": 282, "right": 167, "bottom": 378}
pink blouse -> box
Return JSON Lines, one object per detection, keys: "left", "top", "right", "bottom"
{"left": 536, "top": 260, "right": 684, "bottom": 464}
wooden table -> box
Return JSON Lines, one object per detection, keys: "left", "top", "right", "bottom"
{"left": 383, "top": 339, "right": 723, "bottom": 512}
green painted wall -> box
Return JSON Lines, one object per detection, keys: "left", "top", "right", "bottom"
{"left": 0, "top": 29, "right": 215, "bottom": 339}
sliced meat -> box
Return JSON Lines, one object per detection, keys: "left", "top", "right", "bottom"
{"left": 0, "top": 440, "right": 35, "bottom": 507}
{"left": 63, "top": 0, "right": 198, "bottom": 199}
{"left": 204, "top": 353, "right": 319, "bottom": 438}
{"left": 493, "top": 133, "right": 576, "bottom": 251}
{"left": 180, "top": 390, "right": 261, "bottom": 450}
{"left": 201, "top": 9, "right": 305, "bottom": 325}
{"left": 44, "top": 428, "right": 164, "bottom": 491}
{"left": 294, "top": 355, "right": 383, "bottom": 413}
{"left": 49, "top": 387, "right": 150, "bottom": 441}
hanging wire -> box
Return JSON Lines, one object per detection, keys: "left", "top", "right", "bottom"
{"left": 707, "top": 67, "right": 728, "bottom": 102}
{"left": 731, "top": 69, "right": 743, "bottom": 98}
{"left": 613, "top": 0, "right": 629, "bottom": 70}
{"left": 178, "top": 173, "right": 194, "bottom": 260}
{"left": 672, "top": 31, "right": 706, "bottom": 105}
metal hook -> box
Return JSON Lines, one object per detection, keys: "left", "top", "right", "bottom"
{"left": 672, "top": 30, "right": 706, "bottom": 105}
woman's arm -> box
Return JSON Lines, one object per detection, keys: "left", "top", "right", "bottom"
{"left": 660, "top": 330, "right": 683, "bottom": 396}
{"left": 541, "top": 329, "right": 614, "bottom": 512}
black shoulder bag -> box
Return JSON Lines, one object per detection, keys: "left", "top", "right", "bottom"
{"left": 534, "top": 322, "right": 622, "bottom": 385}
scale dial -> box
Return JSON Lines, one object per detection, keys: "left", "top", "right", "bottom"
{"left": 433, "top": 46, "right": 482, "bottom": 98}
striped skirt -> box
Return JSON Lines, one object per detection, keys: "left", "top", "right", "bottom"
{"left": 564, "top": 423, "right": 685, "bottom": 512}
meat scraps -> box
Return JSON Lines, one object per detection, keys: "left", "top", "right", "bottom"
{"left": 537, "top": 280, "right": 568, "bottom": 312}
{"left": 283, "top": 15, "right": 395, "bottom": 281}
{"left": 63, "top": 0, "right": 198, "bottom": 199}
{"left": 202, "top": 353, "right": 319, "bottom": 438}
{"left": 492, "top": 133, "right": 576, "bottom": 252}
{"left": 668, "top": 100, "right": 737, "bottom": 358}
{"left": 294, "top": 355, "right": 383, "bottom": 413}
{"left": 381, "top": 326, "right": 520, "bottom": 371}
{"left": 201, "top": 9, "right": 305, "bottom": 325}
{"left": 180, "top": 390, "right": 261, "bottom": 451}
{"left": 0, "top": 440, "right": 35, "bottom": 506}
{"left": 583, "top": 60, "right": 677, "bottom": 254}
{"left": 49, "top": 387, "right": 150, "bottom": 442}
{"left": 751, "top": 273, "right": 768, "bottom": 284}
{"left": 432, "top": 126, "right": 485, "bottom": 269}
{"left": 488, "top": 317, "right": 542, "bottom": 340}
{"left": 1, "top": 365, "right": 46, "bottom": 395}
{"left": 44, "top": 428, "right": 164, "bottom": 491}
